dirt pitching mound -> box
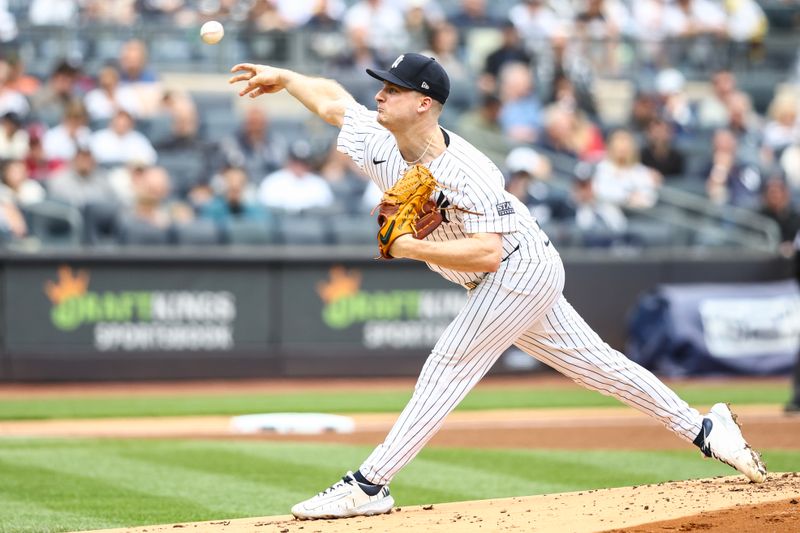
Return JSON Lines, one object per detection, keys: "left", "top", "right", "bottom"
{"left": 80, "top": 474, "right": 800, "bottom": 533}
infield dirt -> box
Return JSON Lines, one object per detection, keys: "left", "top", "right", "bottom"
{"left": 79, "top": 474, "right": 800, "bottom": 533}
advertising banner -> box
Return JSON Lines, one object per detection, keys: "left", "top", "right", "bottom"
{"left": 280, "top": 263, "right": 466, "bottom": 354}
{"left": 4, "top": 263, "right": 273, "bottom": 355}
{"left": 626, "top": 280, "right": 800, "bottom": 376}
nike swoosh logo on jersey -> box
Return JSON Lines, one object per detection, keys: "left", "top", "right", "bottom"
{"left": 501, "top": 245, "right": 520, "bottom": 262}
{"left": 379, "top": 220, "right": 396, "bottom": 245}
{"left": 373, "top": 158, "right": 387, "bottom": 164}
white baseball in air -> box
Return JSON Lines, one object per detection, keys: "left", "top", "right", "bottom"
{"left": 200, "top": 20, "right": 224, "bottom": 45}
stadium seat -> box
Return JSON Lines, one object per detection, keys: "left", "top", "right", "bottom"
{"left": 145, "top": 115, "right": 174, "bottom": 145}
{"left": 627, "top": 220, "right": 675, "bottom": 248}
{"left": 276, "top": 213, "right": 331, "bottom": 245}
{"left": 174, "top": 219, "right": 221, "bottom": 245}
{"left": 200, "top": 109, "right": 240, "bottom": 142}
{"left": 82, "top": 201, "right": 121, "bottom": 245}
{"left": 22, "top": 200, "right": 83, "bottom": 247}
{"left": 224, "top": 218, "right": 279, "bottom": 245}
{"left": 117, "top": 217, "right": 173, "bottom": 245}
{"left": 330, "top": 214, "right": 378, "bottom": 245}
{"left": 157, "top": 150, "right": 208, "bottom": 196}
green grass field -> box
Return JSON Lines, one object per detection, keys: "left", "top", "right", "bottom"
{"left": 0, "top": 382, "right": 789, "bottom": 420}
{"left": 0, "top": 438, "right": 797, "bottom": 533}
{"left": 0, "top": 381, "right": 795, "bottom": 533}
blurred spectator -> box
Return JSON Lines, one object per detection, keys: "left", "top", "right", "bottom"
{"left": 0, "top": 113, "right": 29, "bottom": 160}
{"left": 726, "top": 91, "right": 762, "bottom": 165}
{"left": 29, "top": 0, "right": 78, "bottom": 25}
{"left": 448, "top": 0, "right": 498, "bottom": 28}
{"left": 47, "top": 146, "right": 117, "bottom": 208}
{"left": 697, "top": 70, "right": 739, "bottom": 129}
{"left": 42, "top": 99, "right": 92, "bottom": 165}
{"left": 6, "top": 56, "right": 40, "bottom": 97}
{"left": 790, "top": 233, "right": 800, "bottom": 413}
{"left": 571, "top": 164, "right": 628, "bottom": 241}
{"left": 246, "top": 0, "right": 288, "bottom": 31}
{"left": 539, "top": 105, "right": 579, "bottom": 158}
{"left": 82, "top": 0, "right": 137, "bottom": 24}
{"left": 498, "top": 62, "right": 542, "bottom": 143}
{"left": 632, "top": 0, "right": 672, "bottom": 58}
{"left": 762, "top": 93, "right": 800, "bottom": 155}
{"left": 758, "top": 176, "right": 800, "bottom": 256}
{"left": 573, "top": 110, "right": 606, "bottom": 161}
{"left": 326, "top": 26, "right": 385, "bottom": 102}
{"left": 504, "top": 146, "right": 571, "bottom": 223}
{"left": 155, "top": 97, "right": 203, "bottom": 152}
{"left": 0, "top": 159, "right": 46, "bottom": 206}
{"left": 25, "top": 135, "right": 61, "bottom": 181}
{"left": 574, "top": 0, "right": 631, "bottom": 73}
{"left": 779, "top": 144, "right": 800, "bottom": 191}
{"left": 536, "top": 30, "right": 594, "bottom": 116}
{"left": 266, "top": 0, "right": 344, "bottom": 28}
{"left": 724, "top": 0, "right": 768, "bottom": 44}
{"left": 655, "top": 68, "right": 696, "bottom": 135}
{"left": 0, "top": 196, "right": 26, "bottom": 240}
{"left": 592, "top": 129, "right": 661, "bottom": 209}
{"left": 664, "top": 0, "right": 726, "bottom": 39}
{"left": 318, "top": 145, "right": 368, "bottom": 212}
{"left": 509, "top": 0, "right": 564, "bottom": 56}
{"left": 201, "top": 166, "right": 268, "bottom": 224}
{"left": 117, "top": 165, "right": 193, "bottom": 240}
{"left": 664, "top": 0, "right": 727, "bottom": 69}
{"left": 547, "top": 74, "right": 597, "bottom": 119}
{"left": 628, "top": 91, "right": 660, "bottom": 134}
{"left": 257, "top": 141, "right": 334, "bottom": 213}
{"left": 480, "top": 21, "right": 532, "bottom": 94}
{"left": 29, "top": 60, "right": 78, "bottom": 123}
{"left": 344, "top": 0, "right": 408, "bottom": 58}
{"left": 422, "top": 22, "right": 468, "bottom": 81}
{"left": 136, "top": 0, "right": 186, "bottom": 23}
{"left": 703, "top": 128, "right": 762, "bottom": 207}
{"left": 90, "top": 109, "right": 157, "bottom": 166}
{"left": 457, "top": 93, "right": 509, "bottom": 166}
{"left": 0, "top": 60, "right": 30, "bottom": 120}
{"left": 84, "top": 64, "right": 139, "bottom": 122}
{"left": 304, "top": 0, "right": 346, "bottom": 29}
{"left": 405, "top": 1, "right": 434, "bottom": 48}
{"left": 0, "top": 1, "right": 16, "bottom": 43}
{"left": 219, "top": 106, "right": 286, "bottom": 183}
{"left": 118, "top": 39, "right": 159, "bottom": 84}
{"left": 640, "top": 118, "right": 685, "bottom": 177}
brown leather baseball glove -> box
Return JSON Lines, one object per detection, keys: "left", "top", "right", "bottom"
{"left": 375, "top": 164, "right": 443, "bottom": 259}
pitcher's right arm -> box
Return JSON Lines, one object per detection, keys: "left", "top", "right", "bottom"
{"left": 229, "top": 63, "right": 355, "bottom": 128}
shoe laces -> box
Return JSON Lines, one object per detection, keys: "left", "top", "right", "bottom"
{"left": 319, "top": 474, "right": 354, "bottom": 496}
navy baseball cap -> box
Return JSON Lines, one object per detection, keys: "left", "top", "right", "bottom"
{"left": 367, "top": 53, "right": 450, "bottom": 104}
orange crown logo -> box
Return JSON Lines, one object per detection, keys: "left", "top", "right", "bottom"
{"left": 317, "top": 266, "right": 361, "bottom": 304}
{"left": 45, "top": 265, "right": 90, "bottom": 305}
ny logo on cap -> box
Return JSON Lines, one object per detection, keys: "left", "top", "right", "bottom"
{"left": 391, "top": 55, "right": 405, "bottom": 69}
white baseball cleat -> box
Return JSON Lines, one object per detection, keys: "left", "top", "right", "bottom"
{"left": 697, "top": 403, "right": 767, "bottom": 483}
{"left": 291, "top": 471, "right": 394, "bottom": 520}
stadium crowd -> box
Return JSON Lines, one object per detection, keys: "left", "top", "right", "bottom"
{"left": 0, "top": 0, "right": 797, "bottom": 252}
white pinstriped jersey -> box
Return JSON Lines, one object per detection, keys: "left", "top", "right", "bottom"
{"left": 337, "top": 102, "right": 558, "bottom": 287}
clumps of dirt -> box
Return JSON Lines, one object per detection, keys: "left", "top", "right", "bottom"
{"left": 605, "top": 497, "right": 800, "bottom": 533}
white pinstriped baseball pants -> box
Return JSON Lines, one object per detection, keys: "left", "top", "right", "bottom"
{"left": 359, "top": 257, "right": 704, "bottom": 485}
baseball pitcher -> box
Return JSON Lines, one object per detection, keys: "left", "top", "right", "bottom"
{"left": 229, "top": 53, "right": 767, "bottom": 520}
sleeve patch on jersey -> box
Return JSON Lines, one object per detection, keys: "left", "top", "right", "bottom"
{"left": 495, "top": 202, "right": 515, "bottom": 216}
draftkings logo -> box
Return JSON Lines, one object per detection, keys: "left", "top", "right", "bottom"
{"left": 44, "top": 265, "right": 236, "bottom": 352}
{"left": 316, "top": 266, "right": 465, "bottom": 349}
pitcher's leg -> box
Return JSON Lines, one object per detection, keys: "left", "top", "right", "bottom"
{"left": 360, "top": 261, "right": 564, "bottom": 485}
{"left": 516, "top": 296, "right": 703, "bottom": 442}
